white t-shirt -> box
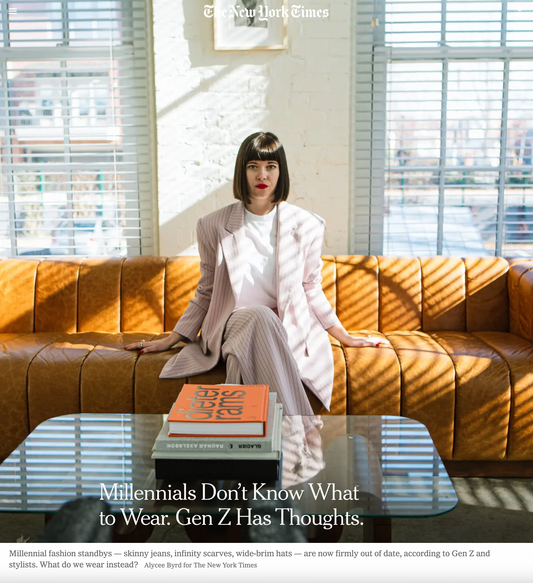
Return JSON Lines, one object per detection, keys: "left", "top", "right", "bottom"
{"left": 234, "top": 205, "right": 278, "bottom": 310}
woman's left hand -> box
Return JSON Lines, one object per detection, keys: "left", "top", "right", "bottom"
{"left": 326, "top": 324, "right": 391, "bottom": 348}
{"left": 341, "top": 335, "right": 391, "bottom": 348}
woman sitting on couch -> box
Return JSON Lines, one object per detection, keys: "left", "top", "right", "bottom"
{"left": 125, "top": 132, "right": 388, "bottom": 414}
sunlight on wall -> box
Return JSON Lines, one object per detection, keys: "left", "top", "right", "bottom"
{"left": 152, "top": 0, "right": 352, "bottom": 256}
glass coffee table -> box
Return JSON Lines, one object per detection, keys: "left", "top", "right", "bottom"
{"left": 0, "top": 414, "right": 457, "bottom": 542}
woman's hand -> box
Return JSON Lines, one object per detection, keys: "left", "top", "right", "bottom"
{"left": 124, "top": 332, "right": 184, "bottom": 354}
{"left": 341, "top": 335, "right": 391, "bottom": 348}
{"left": 326, "top": 324, "right": 391, "bottom": 348}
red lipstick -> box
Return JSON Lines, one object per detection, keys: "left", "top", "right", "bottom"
{"left": 256, "top": 184, "right": 268, "bottom": 189}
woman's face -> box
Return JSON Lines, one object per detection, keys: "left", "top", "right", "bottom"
{"left": 246, "top": 159, "right": 280, "bottom": 204}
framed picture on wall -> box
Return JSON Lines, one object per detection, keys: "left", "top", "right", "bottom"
{"left": 213, "top": 0, "right": 288, "bottom": 50}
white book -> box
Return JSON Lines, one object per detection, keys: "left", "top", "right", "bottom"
{"left": 154, "top": 394, "right": 280, "bottom": 453}
{"left": 151, "top": 406, "right": 282, "bottom": 460}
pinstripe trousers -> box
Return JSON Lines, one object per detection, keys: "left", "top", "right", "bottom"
{"left": 221, "top": 306, "right": 314, "bottom": 415}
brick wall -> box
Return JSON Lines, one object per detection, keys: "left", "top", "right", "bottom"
{"left": 153, "top": 0, "right": 352, "bottom": 255}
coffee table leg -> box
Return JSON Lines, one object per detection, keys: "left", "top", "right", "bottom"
{"left": 363, "top": 517, "right": 391, "bottom": 542}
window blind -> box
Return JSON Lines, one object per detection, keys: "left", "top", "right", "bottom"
{"left": 354, "top": 0, "right": 533, "bottom": 258}
{"left": 0, "top": 1, "right": 155, "bottom": 257}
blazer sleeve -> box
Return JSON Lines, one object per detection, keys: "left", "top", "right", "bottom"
{"left": 302, "top": 220, "right": 342, "bottom": 330}
{"left": 173, "top": 218, "right": 214, "bottom": 341}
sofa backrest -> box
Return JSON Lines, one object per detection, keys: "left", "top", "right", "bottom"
{"left": 0, "top": 255, "right": 516, "bottom": 334}
{"left": 507, "top": 258, "right": 533, "bottom": 342}
{"left": 335, "top": 256, "right": 510, "bottom": 333}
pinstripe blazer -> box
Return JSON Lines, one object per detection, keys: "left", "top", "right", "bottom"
{"left": 159, "top": 200, "right": 342, "bottom": 409}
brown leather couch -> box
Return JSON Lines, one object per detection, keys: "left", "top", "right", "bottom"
{"left": 1, "top": 256, "right": 532, "bottom": 476}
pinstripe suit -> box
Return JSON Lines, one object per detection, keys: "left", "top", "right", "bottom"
{"left": 159, "top": 201, "right": 342, "bottom": 412}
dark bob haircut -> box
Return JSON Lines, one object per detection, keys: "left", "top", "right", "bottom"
{"left": 233, "top": 132, "right": 290, "bottom": 204}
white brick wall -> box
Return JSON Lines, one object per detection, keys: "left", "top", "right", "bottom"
{"left": 153, "top": 0, "right": 352, "bottom": 255}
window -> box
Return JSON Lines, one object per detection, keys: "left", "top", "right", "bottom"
{"left": 41, "top": 102, "right": 54, "bottom": 116}
{"left": 354, "top": 0, "right": 533, "bottom": 258}
{"left": 41, "top": 87, "right": 54, "bottom": 117}
{"left": 0, "top": 1, "right": 155, "bottom": 257}
{"left": 94, "top": 87, "right": 108, "bottom": 116}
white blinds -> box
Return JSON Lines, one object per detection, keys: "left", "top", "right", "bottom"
{"left": 354, "top": 0, "right": 533, "bottom": 258}
{"left": 0, "top": 1, "right": 155, "bottom": 257}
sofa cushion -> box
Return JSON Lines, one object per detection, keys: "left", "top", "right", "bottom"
{"left": 35, "top": 260, "right": 82, "bottom": 333}
{"left": 78, "top": 258, "right": 125, "bottom": 332}
{"left": 344, "top": 331, "right": 401, "bottom": 417}
{"left": 80, "top": 333, "right": 154, "bottom": 413}
{"left": 387, "top": 331, "right": 455, "bottom": 460}
{"left": 420, "top": 257, "right": 466, "bottom": 332}
{"left": 379, "top": 257, "right": 423, "bottom": 332}
{"left": 508, "top": 259, "right": 533, "bottom": 336}
{"left": 0, "top": 332, "right": 65, "bottom": 462}
{"left": 164, "top": 258, "right": 202, "bottom": 333}
{"left": 345, "top": 330, "right": 456, "bottom": 459}
{"left": 0, "top": 333, "right": 31, "bottom": 343}
{"left": 473, "top": 331, "right": 533, "bottom": 461}
{"left": 430, "top": 331, "right": 511, "bottom": 461}
{"left": 518, "top": 268, "right": 533, "bottom": 342}
{"left": 27, "top": 333, "right": 158, "bottom": 430}
{"left": 464, "top": 257, "right": 509, "bottom": 333}
{"left": 335, "top": 256, "right": 379, "bottom": 332}
{"left": 345, "top": 329, "right": 524, "bottom": 462}
{"left": 121, "top": 257, "right": 166, "bottom": 333}
{"left": 0, "top": 260, "right": 39, "bottom": 333}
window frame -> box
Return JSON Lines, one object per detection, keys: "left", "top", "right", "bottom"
{"left": 0, "top": 0, "right": 158, "bottom": 257}
{"left": 353, "top": 0, "right": 533, "bottom": 258}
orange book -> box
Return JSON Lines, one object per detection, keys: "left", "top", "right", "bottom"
{"left": 168, "top": 384, "right": 269, "bottom": 437}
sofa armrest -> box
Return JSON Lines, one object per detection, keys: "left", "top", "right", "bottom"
{"left": 508, "top": 260, "right": 533, "bottom": 342}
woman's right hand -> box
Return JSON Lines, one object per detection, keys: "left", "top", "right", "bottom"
{"left": 342, "top": 335, "right": 391, "bottom": 348}
{"left": 124, "top": 332, "right": 184, "bottom": 354}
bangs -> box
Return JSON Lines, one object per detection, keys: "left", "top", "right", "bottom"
{"left": 243, "top": 134, "right": 284, "bottom": 164}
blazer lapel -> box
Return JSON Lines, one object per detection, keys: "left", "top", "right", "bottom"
{"left": 221, "top": 201, "right": 246, "bottom": 300}
{"left": 276, "top": 201, "right": 300, "bottom": 315}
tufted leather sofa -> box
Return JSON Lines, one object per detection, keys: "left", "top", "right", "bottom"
{"left": 1, "top": 256, "right": 533, "bottom": 476}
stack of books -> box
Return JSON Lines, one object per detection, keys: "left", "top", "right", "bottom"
{"left": 152, "top": 384, "right": 283, "bottom": 482}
